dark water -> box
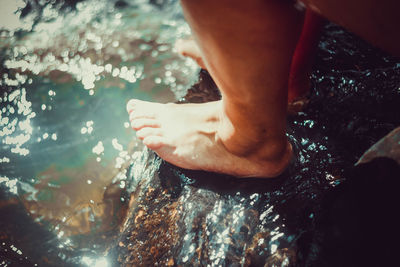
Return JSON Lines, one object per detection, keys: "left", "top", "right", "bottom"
{"left": 1, "top": 1, "right": 400, "bottom": 266}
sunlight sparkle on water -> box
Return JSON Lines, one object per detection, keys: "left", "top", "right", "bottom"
{"left": 0, "top": 0, "right": 200, "bottom": 263}
{"left": 0, "top": 0, "right": 31, "bottom": 32}
{"left": 112, "top": 138, "right": 123, "bottom": 151}
{"left": 81, "top": 256, "right": 109, "bottom": 267}
{"left": 270, "top": 244, "right": 278, "bottom": 254}
{"left": 0, "top": 157, "right": 10, "bottom": 163}
{"left": 92, "top": 141, "right": 104, "bottom": 155}
{"left": 0, "top": 177, "right": 18, "bottom": 194}
{"left": 81, "top": 121, "right": 94, "bottom": 134}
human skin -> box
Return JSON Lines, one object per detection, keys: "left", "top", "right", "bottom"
{"left": 127, "top": 0, "right": 302, "bottom": 177}
{"left": 175, "top": 9, "right": 326, "bottom": 106}
{"left": 302, "top": 0, "right": 400, "bottom": 57}
{"left": 126, "top": 0, "right": 399, "bottom": 177}
{"left": 288, "top": 9, "right": 325, "bottom": 104}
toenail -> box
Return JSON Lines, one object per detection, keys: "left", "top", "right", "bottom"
{"left": 126, "top": 99, "right": 137, "bottom": 112}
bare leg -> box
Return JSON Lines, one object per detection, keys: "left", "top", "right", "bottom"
{"left": 126, "top": 0, "right": 302, "bottom": 177}
{"left": 175, "top": 9, "right": 326, "bottom": 113}
{"left": 288, "top": 9, "right": 326, "bottom": 113}
{"left": 289, "top": 10, "right": 325, "bottom": 103}
{"left": 126, "top": 0, "right": 400, "bottom": 177}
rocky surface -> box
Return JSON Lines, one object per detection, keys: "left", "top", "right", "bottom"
{"left": 357, "top": 126, "right": 400, "bottom": 165}
{"left": 106, "top": 23, "right": 400, "bottom": 266}
{"left": 1, "top": 15, "right": 400, "bottom": 267}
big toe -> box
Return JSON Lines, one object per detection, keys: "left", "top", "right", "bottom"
{"left": 127, "top": 99, "right": 161, "bottom": 119}
{"left": 126, "top": 99, "right": 139, "bottom": 113}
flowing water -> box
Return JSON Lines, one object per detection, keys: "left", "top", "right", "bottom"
{"left": 0, "top": 0, "right": 198, "bottom": 265}
{"left": 1, "top": 1, "right": 400, "bottom": 266}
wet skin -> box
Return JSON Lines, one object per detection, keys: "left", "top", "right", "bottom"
{"left": 127, "top": 99, "right": 292, "bottom": 177}
{"left": 174, "top": 9, "right": 326, "bottom": 106}
{"left": 126, "top": 0, "right": 302, "bottom": 177}
{"left": 127, "top": 0, "right": 400, "bottom": 178}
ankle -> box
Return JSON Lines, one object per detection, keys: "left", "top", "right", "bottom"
{"left": 258, "top": 139, "right": 293, "bottom": 177}
{"left": 218, "top": 114, "right": 289, "bottom": 161}
{"left": 253, "top": 137, "right": 292, "bottom": 164}
{"left": 218, "top": 104, "right": 285, "bottom": 153}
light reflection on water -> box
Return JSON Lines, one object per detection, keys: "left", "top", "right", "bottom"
{"left": 4, "top": 1, "right": 395, "bottom": 266}
{"left": 81, "top": 255, "right": 109, "bottom": 267}
{"left": 0, "top": 0, "right": 197, "bottom": 264}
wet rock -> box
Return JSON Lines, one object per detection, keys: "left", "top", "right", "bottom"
{"left": 108, "top": 23, "right": 400, "bottom": 267}
{"left": 108, "top": 149, "right": 304, "bottom": 266}
{"left": 357, "top": 126, "right": 400, "bottom": 165}
{"left": 179, "top": 69, "right": 221, "bottom": 103}
{"left": 107, "top": 73, "right": 324, "bottom": 266}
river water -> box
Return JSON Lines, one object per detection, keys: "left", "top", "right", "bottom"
{"left": 1, "top": 0, "right": 400, "bottom": 266}
{"left": 0, "top": 0, "right": 197, "bottom": 265}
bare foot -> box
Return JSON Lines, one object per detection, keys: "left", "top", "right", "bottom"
{"left": 175, "top": 39, "right": 207, "bottom": 69}
{"left": 126, "top": 99, "right": 292, "bottom": 178}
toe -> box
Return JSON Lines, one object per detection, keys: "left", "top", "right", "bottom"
{"left": 136, "top": 127, "right": 162, "bottom": 140}
{"left": 126, "top": 99, "right": 138, "bottom": 113}
{"left": 143, "top": 135, "right": 166, "bottom": 150}
{"left": 126, "top": 98, "right": 153, "bottom": 111}
{"left": 129, "top": 108, "right": 156, "bottom": 121}
{"left": 131, "top": 118, "right": 160, "bottom": 130}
